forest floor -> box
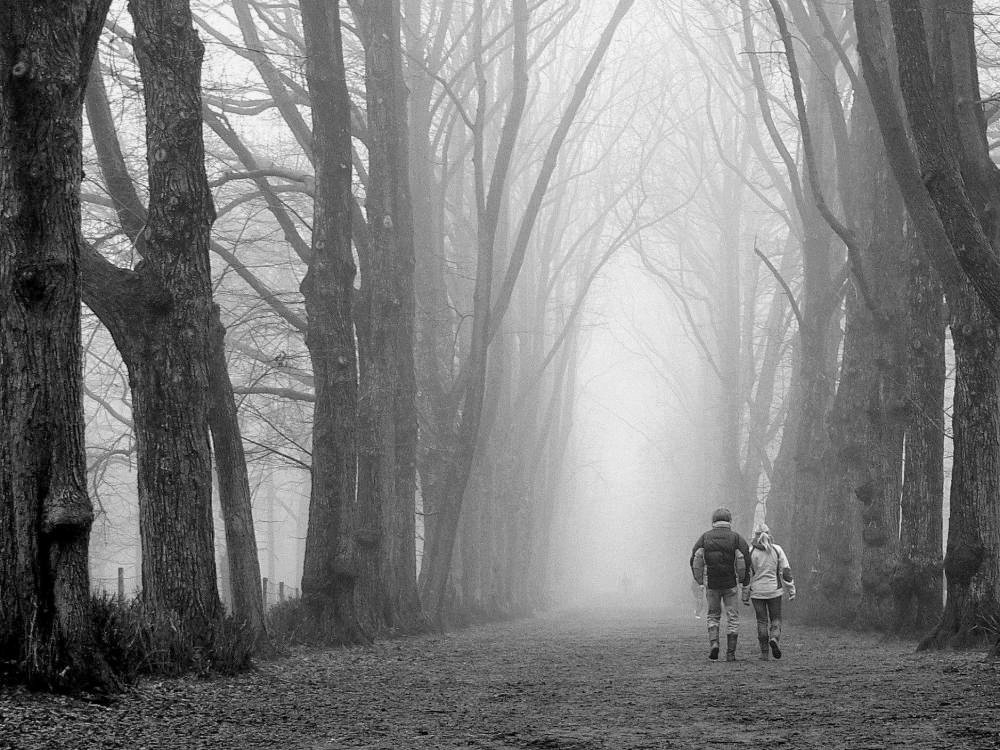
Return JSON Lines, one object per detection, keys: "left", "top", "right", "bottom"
{"left": 1, "top": 603, "right": 998, "bottom": 749}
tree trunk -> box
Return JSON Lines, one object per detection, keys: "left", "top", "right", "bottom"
{"left": 842, "top": 88, "right": 908, "bottom": 629}
{"left": 403, "top": 0, "right": 454, "bottom": 587}
{"left": 83, "top": 57, "right": 268, "bottom": 648}
{"left": 715, "top": 167, "right": 749, "bottom": 527}
{"left": 743, "top": 236, "right": 795, "bottom": 513}
{"left": 418, "top": 0, "right": 531, "bottom": 622}
{"left": 529, "top": 326, "right": 579, "bottom": 607}
{"left": 354, "top": 0, "right": 424, "bottom": 634}
{"left": 206, "top": 312, "right": 269, "bottom": 647}
{"left": 745, "top": 4, "right": 844, "bottom": 615}
{"left": 0, "top": 0, "right": 113, "bottom": 689}
{"left": 895, "top": 227, "right": 945, "bottom": 633}
{"left": 123, "top": 0, "right": 222, "bottom": 631}
{"left": 299, "top": 0, "right": 365, "bottom": 643}
{"left": 883, "top": 0, "right": 1000, "bottom": 648}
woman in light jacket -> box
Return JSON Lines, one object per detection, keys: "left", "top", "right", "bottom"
{"left": 742, "top": 524, "right": 795, "bottom": 660}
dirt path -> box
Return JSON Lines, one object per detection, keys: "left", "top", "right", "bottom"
{"left": 2, "top": 607, "right": 998, "bottom": 749}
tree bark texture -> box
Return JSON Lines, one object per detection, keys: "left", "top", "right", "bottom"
{"left": 896, "top": 227, "right": 945, "bottom": 633}
{"left": 0, "top": 0, "right": 112, "bottom": 689}
{"left": 299, "top": 0, "right": 365, "bottom": 643}
{"left": 206, "top": 312, "right": 269, "bottom": 646}
{"left": 856, "top": 0, "right": 1000, "bottom": 646}
{"left": 823, "top": 87, "right": 908, "bottom": 629}
{"left": 851, "top": 0, "right": 958, "bottom": 637}
{"left": 354, "top": 0, "right": 424, "bottom": 634}
{"left": 118, "top": 0, "right": 222, "bottom": 631}
{"left": 889, "top": 0, "right": 1000, "bottom": 648}
{"left": 83, "top": 53, "right": 267, "bottom": 648}
{"left": 887, "top": 0, "right": 1000, "bottom": 316}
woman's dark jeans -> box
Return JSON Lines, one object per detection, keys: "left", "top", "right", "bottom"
{"left": 752, "top": 596, "right": 782, "bottom": 643}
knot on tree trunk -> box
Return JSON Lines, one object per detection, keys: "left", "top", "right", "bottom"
{"left": 944, "top": 540, "right": 985, "bottom": 585}
{"left": 854, "top": 479, "right": 877, "bottom": 506}
{"left": 861, "top": 525, "right": 890, "bottom": 548}
{"left": 14, "top": 261, "right": 69, "bottom": 305}
{"left": 42, "top": 485, "right": 93, "bottom": 537}
{"left": 354, "top": 528, "right": 380, "bottom": 548}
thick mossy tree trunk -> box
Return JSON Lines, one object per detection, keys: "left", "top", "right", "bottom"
{"left": 119, "top": 0, "right": 222, "bottom": 631}
{"left": 804, "top": 81, "right": 911, "bottom": 630}
{"left": 353, "top": 0, "right": 424, "bottom": 634}
{"left": 890, "top": 0, "right": 1000, "bottom": 648}
{"left": 0, "top": 0, "right": 113, "bottom": 689}
{"left": 299, "top": 0, "right": 365, "bottom": 643}
{"left": 842, "top": 92, "right": 908, "bottom": 630}
{"left": 855, "top": 0, "right": 1000, "bottom": 647}
{"left": 784, "top": 248, "right": 839, "bottom": 625}
{"left": 0, "top": 0, "right": 112, "bottom": 688}
{"left": 83, "top": 58, "right": 267, "bottom": 648}
{"left": 895, "top": 228, "right": 945, "bottom": 633}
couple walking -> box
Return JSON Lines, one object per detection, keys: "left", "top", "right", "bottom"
{"left": 690, "top": 507, "right": 796, "bottom": 661}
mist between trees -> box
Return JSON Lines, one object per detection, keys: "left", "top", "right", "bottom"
{"left": 1, "top": 0, "right": 999, "bottom": 692}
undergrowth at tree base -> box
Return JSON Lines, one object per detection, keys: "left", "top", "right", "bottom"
{"left": 0, "top": 594, "right": 258, "bottom": 693}
{"left": 89, "top": 594, "right": 255, "bottom": 683}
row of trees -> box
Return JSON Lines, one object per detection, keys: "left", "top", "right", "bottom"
{"left": 1, "top": 0, "right": 643, "bottom": 688}
{"left": 3, "top": 0, "right": 1000, "bottom": 690}
{"left": 653, "top": 0, "right": 999, "bottom": 650}
{"left": 758, "top": 0, "right": 1000, "bottom": 650}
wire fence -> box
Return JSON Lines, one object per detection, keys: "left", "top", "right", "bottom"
{"left": 262, "top": 577, "right": 300, "bottom": 609}
{"left": 92, "top": 568, "right": 299, "bottom": 611}
{"left": 91, "top": 569, "right": 140, "bottom": 600}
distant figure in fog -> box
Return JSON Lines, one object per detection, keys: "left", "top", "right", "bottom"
{"left": 619, "top": 571, "right": 633, "bottom": 596}
{"left": 742, "top": 523, "right": 796, "bottom": 660}
{"left": 690, "top": 508, "right": 751, "bottom": 661}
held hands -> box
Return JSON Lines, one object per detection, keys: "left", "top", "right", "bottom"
{"left": 786, "top": 581, "right": 797, "bottom": 601}
{"left": 741, "top": 586, "right": 751, "bottom": 606}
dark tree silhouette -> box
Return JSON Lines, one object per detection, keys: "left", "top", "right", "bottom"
{"left": 0, "top": 0, "right": 113, "bottom": 689}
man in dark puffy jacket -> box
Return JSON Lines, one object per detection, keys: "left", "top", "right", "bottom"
{"left": 690, "top": 507, "right": 751, "bottom": 661}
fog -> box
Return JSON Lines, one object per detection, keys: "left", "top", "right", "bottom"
{"left": 550, "top": 249, "right": 715, "bottom": 609}
{"left": 62, "top": 0, "right": 971, "bottom": 647}
{"left": 80, "top": 0, "right": 768, "bottom": 614}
